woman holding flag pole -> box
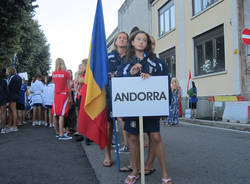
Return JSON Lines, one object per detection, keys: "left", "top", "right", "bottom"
{"left": 118, "top": 30, "right": 172, "bottom": 184}
{"left": 103, "top": 31, "right": 129, "bottom": 167}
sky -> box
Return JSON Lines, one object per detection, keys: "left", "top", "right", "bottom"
{"left": 34, "top": 0, "right": 125, "bottom": 74}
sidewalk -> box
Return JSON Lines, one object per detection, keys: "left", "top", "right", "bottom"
{"left": 80, "top": 119, "right": 250, "bottom": 184}
{"left": 180, "top": 117, "right": 250, "bottom": 132}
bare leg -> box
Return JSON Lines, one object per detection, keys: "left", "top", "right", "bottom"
{"left": 193, "top": 109, "right": 197, "bottom": 118}
{"left": 44, "top": 109, "right": 48, "bottom": 123}
{"left": 145, "top": 134, "right": 156, "bottom": 170}
{"left": 53, "top": 116, "right": 59, "bottom": 134}
{"left": 150, "top": 132, "right": 171, "bottom": 181}
{"left": 33, "top": 106, "right": 37, "bottom": 122}
{"left": 22, "top": 110, "right": 26, "bottom": 123}
{"left": 8, "top": 108, "right": 12, "bottom": 127}
{"left": 121, "top": 120, "right": 129, "bottom": 146}
{"left": 10, "top": 102, "right": 17, "bottom": 128}
{"left": 48, "top": 109, "right": 52, "bottom": 123}
{"left": 104, "top": 122, "right": 113, "bottom": 164}
{"left": 38, "top": 106, "right": 42, "bottom": 122}
{"left": 58, "top": 116, "right": 64, "bottom": 136}
{"left": 127, "top": 133, "right": 139, "bottom": 176}
{"left": 1, "top": 105, "right": 6, "bottom": 129}
{"left": 144, "top": 133, "right": 149, "bottom": 147}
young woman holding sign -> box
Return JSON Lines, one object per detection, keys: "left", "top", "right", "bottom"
{"left": 119, "top": 30, "right": 172, "bottom": 184}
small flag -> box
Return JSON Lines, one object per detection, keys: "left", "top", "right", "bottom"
{"left": 187, "top": 71, "right": 192, "bottom": 95}
{"left": 13, "top": 53, "right": 17, "bottom": 68}
{"left": 77, "top": 0, "right": 108, "bottom": 150}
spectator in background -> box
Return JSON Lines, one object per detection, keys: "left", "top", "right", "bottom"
{"left": 188, "top": 81, "right": 198, "bottom": 118}
{"left": 6, "top": 66, "right": 22, "bottom": 133}
{"left": 42, "top": 76, "right": 54, "bottom": 128}
{"left": 0, "top": 68, "right": 7, "bottom": 134}
{"left": 64, "top": 69, "right": 76, "bottom": 135}
{"left": 29, "top": 75, "right": 44, "bottom": 126}
{"left": 74, "top": 62, "right": 87, "bottom": 119}
{"left": 167, "top": 78, "right": 180, "bottom": 126}
{"left": 178, "top": 85, "right": 182, "bottom": 118}
{"left": 17, "top": 77, "right": 28, "bottom": 126}
{"left": 74, "top": 60, "right": 89, "bottom": 143}
{"left": 52, "top": 58, "right": 72, "bottom": 140}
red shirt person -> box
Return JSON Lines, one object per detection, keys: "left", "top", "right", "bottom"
{"left": 52, "top": 58, "right": 72, "bottom": 140}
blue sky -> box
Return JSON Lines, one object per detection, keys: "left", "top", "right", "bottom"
{"left": 34, "top": 0, "right": 125, "bottom": 74}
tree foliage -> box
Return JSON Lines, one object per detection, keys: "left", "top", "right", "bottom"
{"left": 0, "top": 0, "right": 51, "bottom": 80}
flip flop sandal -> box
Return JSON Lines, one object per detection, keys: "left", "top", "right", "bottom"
{"left": 120, "top": 166, "right": 133, "bottom": 172}
{"left": 162, "top": 178, "right": 172, "bottom": 184}
{"left": 138, "top": 168, "right": 156, "bottom": 175}
{"left": 124, "top": 175, "right": 139, "bottom": 184}
{"left": 103, "top": 160, "right": 112, "bottom": 167}
{"left": 145, "top": 168, "right": 156, "bottom": 175}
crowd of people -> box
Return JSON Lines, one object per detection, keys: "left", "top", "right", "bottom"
{"left": 0, "top": 29, "right": 200, "bottom": 184}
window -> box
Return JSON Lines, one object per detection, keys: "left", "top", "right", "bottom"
{"left": 159, "top": 47, "right": 176, "bottom": 78}
{"left": 158, "top": 0, "right": 175, "bottom": 37}
{"left": 194, "top": 25, "right": 225, "bottom": 76}
{"left": 192, "top": 0, "right": 219, "bottom": 16}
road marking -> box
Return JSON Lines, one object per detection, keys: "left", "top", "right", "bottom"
{"left": 180, "top": 122, "right": 250, "bottom": 134}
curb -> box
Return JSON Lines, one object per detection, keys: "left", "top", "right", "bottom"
{"left": 180, "top": 118, "right": 250, "bottom": 132}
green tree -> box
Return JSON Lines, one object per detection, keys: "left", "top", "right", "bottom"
{"left": 0, "top": 0, "right": 51, "bottom": 80}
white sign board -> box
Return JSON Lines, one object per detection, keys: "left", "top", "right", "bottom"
{"left": 18, "top": 72, "right": 28, "bottom": 80}
{"left": 111, "top": 76, "right": 169, "bottom": 117}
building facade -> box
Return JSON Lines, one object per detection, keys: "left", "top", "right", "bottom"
{"left": 151, "top": 0, "right": 250, "bottom": 117}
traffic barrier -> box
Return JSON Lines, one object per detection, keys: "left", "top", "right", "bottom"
{"left": 222, "top": 101, "right": 250, "bottom": 124}
{"left": 208, "top": 96, "right": 245, "bottom": 121}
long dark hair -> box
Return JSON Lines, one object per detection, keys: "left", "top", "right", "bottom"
{"left": 0, "top": 68, "right": 6, "bottom": 82}
{"left": 125, "top": 30, "right": 154, "bottom": 63}
{"left": 192, "top": 81, "right": 196, "bottom": 88}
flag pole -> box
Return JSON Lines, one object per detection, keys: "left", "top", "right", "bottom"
{"left": 111, "top": 78, "right": 120, "bottom": 172}
{"left": 139, "top": 116, "right": 145, "bottom": 184}
{"left": 113, "top": 117, "right": 120, "bottom": 172}
{"left": 13, "top": 53, "right": 17, "bottom": 69}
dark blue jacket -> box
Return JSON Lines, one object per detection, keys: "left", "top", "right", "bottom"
{"left": 107, "top": 50, "right": 123, "bottom": 75}
{"left": 106, "top": 50, "right": 125, "bottom": 118}
{"left": 7, "top": 74, "right": 22, "bottom": 102}
{"left": 0, "top": 79, "right": 8, "bottom": 105}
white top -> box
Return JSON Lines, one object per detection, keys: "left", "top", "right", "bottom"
{"left": 29, "top": 80, "right": 44, "bottom": 104}
{"left": 42, "top": 83, "right": 55, "bottom": 106}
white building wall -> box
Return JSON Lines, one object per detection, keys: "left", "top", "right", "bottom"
{"left": 118, "top": 0, "right": 152, "bottom": 34}
{"left": 231, "top": 0, "right": 241, "bottom": 94}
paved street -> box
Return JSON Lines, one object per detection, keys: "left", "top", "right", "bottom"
{"left": 1, "top": 121, "right": 250, "bottom": 184}
{"left": 0, "top": 124, "right": 98, "bottom": 184}
{"left": 82, "top": 121, "right": 250, "bottom": 184}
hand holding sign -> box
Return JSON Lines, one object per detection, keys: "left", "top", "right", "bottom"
{"left": 130, "top": 63, "right": 142, "bottom": 75}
